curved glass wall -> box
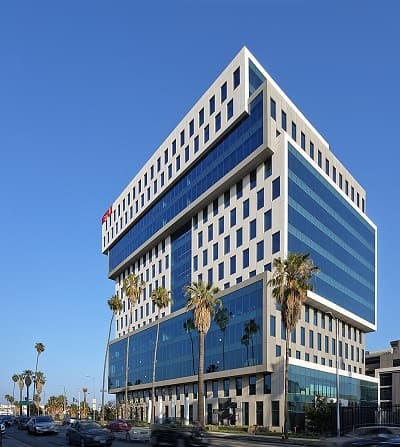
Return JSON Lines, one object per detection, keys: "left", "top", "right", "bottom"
{"left": 108, "top": 280, "right": 263, "bottom": 390}
{"left": 288, "top": 144, "right": 376, "bottom": 324}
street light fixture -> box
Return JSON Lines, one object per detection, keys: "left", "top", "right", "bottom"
{"left": 327, "top": 311, "right": 340, "bottom": 437}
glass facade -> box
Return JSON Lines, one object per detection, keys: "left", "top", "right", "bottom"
{"left": 109, "top": 92, "right": 264, "bottom": 272}
{"left": 249, "top": 60, "right": 265, "bottom": 95}
{"left": 171, "top": 223, "right": 191, "bottom": 311}
{"left": 108, "top": 280, "right": 263, "bottom": 390}
{"left": 288, "top": 143, "right": 376, "bottom": 324}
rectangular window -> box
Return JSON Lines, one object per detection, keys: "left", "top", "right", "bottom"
{"left": 219, "top": 216, "right": 224, "bottom": 234}
{"left": 339, "top": 173, "right": 343, "bottom": 189}
{"left": 204, "top": 125, "right": 209, "bottom": 143}
{"left": 236, "top": 228, "right": 243, "bottom": 247}
{"left": 257, "top": 241, "right": 264, "bottom": 261}
{"left": 227, "top": 99, "right": 233, "bottom": 119}
{"left": 291, "top": 122, "right": 297, "bottom": 141}
{"left": 208, "top": 224, "right": 213, "bottom": 242}
{"left": 212, "top": 380, "right": 218, "bottom": 398}
{"left": 223, "top": 379, "right": 230, "bottom": 397}
{"left": 194, "top": 136, "right": 199, "bottom": 153}
{"left": 203, "top": 207, "right": 208, "bottom": 223}
{"left": 249, "top": 375, "right": 256, "bottom": 395}
{"left": 199, "top": 108, "right": 204, "bottom": 126}
{"left": 345, "top": 180, "right": 349, "bottom": 195}
{"left": 318, "top": 150, "right": 322, "bottom": 168}
{"left": 250, "top": 169, "right": 257, "bottom": 189}
{"left": 272, "top": 177, "right": 280, "bottom": 199}
{"left": 164, "top": 148, "right": 169, "bottom": 164}
{"left": 172, "top": 139, "right": 177, "bottom": 155}
{"left": 224, "top": 190, "right": 230, "bottom": 208}
{"left": 313, "top": 309, "right": 318, "bottom": 326}
{"left": 333, "top": 166, "right": 337, "bottom": 182}
{"left": 243, "top": 248, "right": 249, "bottom": 268}
{"left": 305, "top": 305, "right": 310, "bottom": 322}
{"left": 230, "top": 255, "right": 236, "bottom": 274}
{"left": 264, "top": 373, "right": 271, "bottom": 394}
{"left": 208, "top": 268, "right": 213, "bottom": 284}
{"left": 193, "top": 255, "right": 198, "bottom": 271}
{"left": 250, "top": 219, "right": 256, "bottom": 239}
{"left": 233, "top": 67, "right": 240, "bottom": 89}
{"left": 257, "top": 189, "right": 264, "bottom": 210}
{"left": 218, "top": 262, "right": 224, "bottom": 280}
{"left": 325, "top": 158, "right": 330, "bottom": 175}
{"left": 220, "top": 82, "right": 227, "bottom": 103}
{"left": 264, "top": 158, "right": 272, "bottom": 178}
{"left": 189, "top": 119, "right": 194, "bottom": 137}
{"left": 209, "top": 95, "right": 215, "bottom": 115}
{"left": 185, "top": 146, "right": 189, "bottom": 162}
{"left": 243, "top": 199, "right": 250, "bottom": 218}
{"left": 264, "top": 209, "right": 272, "bottom": 231}
{"left": 270, "top": 315, "right": 276, "bottom": 337}
{"left": 180, "top": 130, "right": 185, "bottom": 147}
{"left": 157, "top": 157, "right": 161, "bottom": 172}
{"left": 176, "top": 155, "right": 181, "bottom": 171}
{"left": 224, "top": 236, "right": 230, "bottom": 254}
{"left": 235, "top": 377, "right": 242, "bottom": 396}
{"left": 301, "top": 132, "right": 305, "bottom": 150}
{"left": 272, "top": 401, "right": 280, "bottom": 427}
{"left": 215, "top": 113, "right": 221, "bottom": 131}
{"left": 168, "top": 164, "right": 172, "bottom": 179}
{"left": 213, "top": 242, "right": 218, "bottom": 260}
{"left": 198, "top": 231, "right": 203, "bottom": 248}
{"left": 276, "top": 345, "right": 281, "bottom": 357}
{"left": 309, "top": 330, "right": 314, "bottom": 348}
{"left": 310, "top": 141, "right": 314, "bottom": 159}
{"left": 236, "top": 179, "right": 243, "bottom": 198}
{"left": 272, "top": 231, "right": 280, "bottom": 254}
{"left": 230, "top": 208, "right": 236, "bottom": 227}
{"left": 270, "top": 98, "right": 276, "bottom": 120}
{"left": 202, "top": 249, "right": 208, "bottom": 267}
{"left": 281, "top": 111, "right": 287, "bottom": 130}
{"left": 317, "top": 333, "right": 322, "bottom": 351}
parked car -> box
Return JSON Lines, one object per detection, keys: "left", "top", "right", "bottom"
{"left": 107, "top": 419, "right": 132, "bottom": 431}
{"left": 16, "top": 416, "right": 30, "bottom": 430}
{"left": 0, "top": 416, "right": 13, "bottom": 427}
{"left": 66, "top": 421, "right": 114, "bottom": 446}
{"left": 150, "top": 418, "right": 209, "bottom": 447}
{"left": 63, "top": 416, "right": 77, "bottom": 426}
{"left": 126, "top": 425, "right": 150, "bottom": 442}
{"left": 27, "top": 416, "right": 58, "bottom": 435}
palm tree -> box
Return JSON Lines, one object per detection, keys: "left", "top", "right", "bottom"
{"left": 240, "top": 332, "right": 250, "bottom": 366}
{"left": 82, "top": 387, "right": 88, "bottom": 419}
{"left": 17, "top": 374, "right": 24, "bottom": 416}
{"left": 101, "top": 294, "right": 123, "bottom": 424}
{"left": 185, "top": 281, "right": 221, "bottom": 428}
{"left": 123, "top": 273, "right": 145, "bottom": 419}
{"left": 12, "top": 374, "right": 19, "bottom": 402}
{"left": 33, "top": 343, "right": 45, "bottom": 405}
{"left": 243, "top": 319, "right": 260, "bottom": 366}
{"left": 183, "top": 318, "right": 196, "bottom": 375}
{"left": 23, "top": 370, "right": 33, "bottom": 417}
{"left": 268, "top": 252, "right": 319, "bottom": 439}
{"left": 150, "top": 287, "right": 172, "bottom": 423}
{"left": 215, "top": 307, "right": 232, "bottom": 370}
{"left": 34, "top": 372, "right": 45, "bottom": 414}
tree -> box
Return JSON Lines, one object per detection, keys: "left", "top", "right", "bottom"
{"left": 305, "top": 395, "right": 333, "bottom": 435}
{"left": 17, "top": 374, "right": 24, "bottom": 416}
{"left": 243, "top": 319, "right": 260, "bottom": 366}
{"left": 185, "top": 281, "right": 221, "bottom": 428}
{"left": 101, "top": 294, "right": 123, "bottom": 424}
{"left": 268, "top": 252, "right": 319, "bottom": 439}
{"left": 82, "top": 387, "right": 88, "bottom": 419}
{"left": 33, "top": 342, "right": 45, "bottom": 414}
{"left": 215, "top": 307, "right": 232, "bottom": 370}
{"left": 23, "top": 370, "right": 33, "bottom": 417}
{"left": 150, "top": 287, "right": 172, "bottom": 423}
{"left": 12, "top": 374, "right": 19, "bottom": 402}
{"left": 34, "top": 372, "right": 45, "bottom": 413}
{"left": 123, "top": 274, "right": 145, "bottom": 419}
{"left": 45, "top": 395, "right": 64, "bottom": 417}
{"left": 183, "top": 318, "right": 196, "bottom": 375}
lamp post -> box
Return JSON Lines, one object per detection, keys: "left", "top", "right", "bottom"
{"left": 327, "top": 311, "right": 340, "bottom": 437}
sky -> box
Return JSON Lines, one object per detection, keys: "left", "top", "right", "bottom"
{"left": 1, "top": 0, "right": 399, "bottom": 406}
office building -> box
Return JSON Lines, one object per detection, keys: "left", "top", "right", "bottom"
{"left": 101, "top": 47, "right": 378, "bottom": 429}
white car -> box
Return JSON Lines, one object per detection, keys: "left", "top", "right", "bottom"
{"left": 126, "top": 425, "right": 150, "bottom": 442}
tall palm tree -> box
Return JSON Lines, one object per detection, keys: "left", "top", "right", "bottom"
{"left": 183, "top": 318, "right": 196, "bottom": 375}
{"left": 150, "top": 287, "right": 172, "bottom": 423}
{"left": 123, "top": 273, "right": 145, "bottom": 419}
{"left": 185, "top": 281, "right": 221, "bottom": 428}
{"left": 33, "top": 342, "right": 45, "bottom": 415}
{"left": 34, "top": 372, "right": 45, "bottom": 414}
{"left": 17, "top": 374, "right": 24, "bottom": 416}
{"left": 240, "top": 332, "right": 250, "bottom": 366}
{"left": 268, "top": 252, "right": 319, "bottom": 439}
{"left": 215, "top": 307, "right": 231, "bottom": 370}
{"left": 23, "top": 370, "right": 33, "bottom": 417}
{"left": 243, "top": 319, "right": 260, "bottom": 365}
{"left": 12, "top": 374, "right": 19, "bottom": 402}
{"left": 82, "top": 387, "right": 88, "bottom": 419}
{"left": 101, "top": 294, "right": 123, "bottom": 424}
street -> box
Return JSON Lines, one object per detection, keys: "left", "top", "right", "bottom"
{"left": 1, "top": 424, "right": 308, "bottom": 447}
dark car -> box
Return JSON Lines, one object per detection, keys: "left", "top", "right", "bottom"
{"left": 150, "top": 418, "right": 209, "bottom": 447}
{"left": 106, "top": 419, "right": 132, "bottom": 431}
{"left": 326, "top": 426, "right": 400, "bottom": 447}
{"left": 0, "top": 416, "right": 13, "bottom": 427}
{"left": 66, "top": 421, "right": 114, "bottom": 446}
{"left": 27, "top": 416, "right": 58, "bottom": 435}
{"left": 16, "top": 416, "right": 30, "bottom": 430}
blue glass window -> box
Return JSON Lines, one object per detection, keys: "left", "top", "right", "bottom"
{"left": 208, "top": 224, "right": 213, "bottom": 242}
{"left": 189, "top": 119, "right": 194, "bottom": 137}
{"left": 325, "top": 158, "right": 330, "bottom": 176}
{"left": 276, "top": 345, "right": 281, "bottom": 357}
{"left": 264, "top": 158, "right": 272, "bottom": 178}
{"left": 204, "top": 125, "right": 209, "bottom": 143}
{"left": 230, "top": 255, "right": 236, "bottom": 274}
{"left": 203, "top": 249, "right": 208, "bottom": 266}
{"left": 272, "top": 177, "right": 280, "bottom": 200}
{"left": 236, "top": 180, "right": 243, "bottom": 198}
{"left": 213, "top": 242, "right": 218, "bottom": 260}
{"left": 218, "top": 262, "right": 224, "bottom": 280}
{"left": 257, "top": 241, "right": 264, "bottom": 261}
{"left": 164, "top": 148, "right": 168, "bottom": 164}
{"left": 224, "top": 236, "right": 230, "bottom": 254}
{"left": 198, "top": 231, "right": 203, "bottom": 248}
{"left": 194, "top": 136, "right": 199, "bottom": 153}
{"left": 250, "top": 169, "right": 257, "bottom": 189}
{"left": 236, "top": 228, "right": 243, "bottom": 247}
{"left": 291, "top": 122, "right": 297, "bottom": 141}
{"left": 272, "top": 231, "right": 280, "bottom": 253}
{"left": 281, "top": 111, "right": 287, "bottom": 131}
{"left": 219, "top": 216, "right": 224, "bottom": 234}
{"left": 199, "top": 108, "right": 204, "bottom": 126}
{"left": 270, "top": 315, "right": 276, "bottom": 337}
{"left": 185, "top": 146, "right": 189, "bottom": 162}
{"left": 215, "top": 113, "right": 221, "bottom": 132}
{"left": 318, "top": 150, "right": 322, "bottom": 168}
{"left": 250, "top": 219, "right": 256, "bottom": 239}
{"left": 224, "top": 190, "right": 230, "bottom": 208}
{"left": 172, "top": 140, "right": 177, "bottom": 155}
{"left": 209, "top": 96, "right": 215, "bottom": 115}
{"left": 264, "top": 209, "right": 272, "bottom": 231}
{"left": 310, "top": 142, "right": 314, "bottom": 160}
{"left": 171, "top": 223, "right": 191, "bottom": 311}
{"left": 243, "top": 248, "right": 249, "bottom": 268}
{"left": 233, "top": 67, "right": 240, "bottom": 89}
{"left": 208, "top": 268, "right": 213, "bottom": 284}
{"left": 168, "top": 164, "right": 172, "bottom": 179}
{"left": 227, "top": 99, "right": 233, "bottom": 120}
{"left": 230, "top": 208, "right": 236, "bottom": 227}
{"left": 180, "top": 130, "right": 185, "bottom": 147}
{"left": 243, "top": 199, "right": 250, "bottom": 218}
{"left": 301, "top": 132, "right": 305, "bottom": 150}
{"left": 270, "top": 98, "right": 276, "bottom": 120}
{"left": 249, "top": 60, "right": 265, "bottom": 95}
{"left": 257, "top": 189, "right": 264, "bottom": 210}
{"left": 221, "top": 82, "right": 227, "bottom": 103}
{"left": 176, "top": 155, "right": 181, "bottom": 171}
{"left": 193, "top": 255, "right": 198, "bottom": 271}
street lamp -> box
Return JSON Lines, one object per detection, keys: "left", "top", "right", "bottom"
{"left": 327, "top": 311, "right": 340, "bottom": 437}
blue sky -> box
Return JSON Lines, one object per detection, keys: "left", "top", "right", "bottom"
{"left": 1, "top": 0, "right": 399, "bottom": 405}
